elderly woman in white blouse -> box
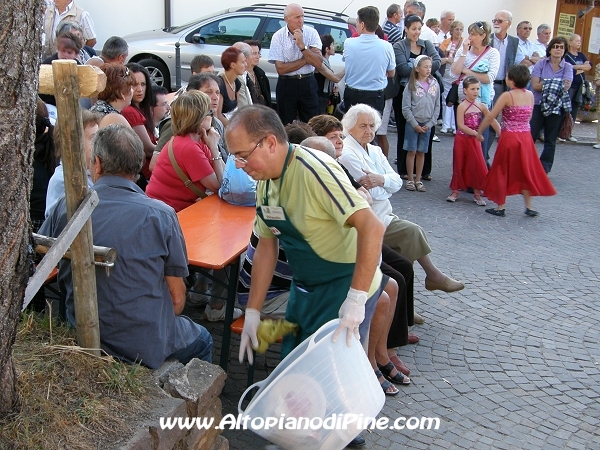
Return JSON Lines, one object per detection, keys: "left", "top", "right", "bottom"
{"left": 339, "top": 104, "right": 465, "bottom": 295}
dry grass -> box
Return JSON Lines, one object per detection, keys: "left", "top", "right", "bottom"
{"left": 0, "top": 312, "right": 155, "bottom": 450}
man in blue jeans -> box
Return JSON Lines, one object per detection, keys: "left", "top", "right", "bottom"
{"left": 41, "top": 125, "right": 212, "bottom": 369}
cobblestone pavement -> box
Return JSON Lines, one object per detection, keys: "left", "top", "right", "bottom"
{"left": 189, "top": 123, "right": 600, "bottom": 449}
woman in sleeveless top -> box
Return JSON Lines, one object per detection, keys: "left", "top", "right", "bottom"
{"left": 477, "top": 65, "right": 556, "bottom": 217}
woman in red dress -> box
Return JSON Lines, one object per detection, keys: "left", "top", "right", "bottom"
{"left": 477, "top": 65, "right": 556, "bottom": 217}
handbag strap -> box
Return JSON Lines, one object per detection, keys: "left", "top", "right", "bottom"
{"left": 454, "top": 46, "right": 491, "bottom": 85}
{"left": 167, "top": 137, "right": 207, "bottom": 199}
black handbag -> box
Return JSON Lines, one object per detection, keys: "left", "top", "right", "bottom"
{"left": 446, "top": 82, "right": 459, "bottom": 106}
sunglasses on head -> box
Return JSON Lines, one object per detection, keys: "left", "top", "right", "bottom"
{"left": 474, "top": 21, "right": 485, "bottom": 30}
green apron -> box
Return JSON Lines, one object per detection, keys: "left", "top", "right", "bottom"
{"left": 257, "top": 145, "right": 356, "bottom": 357}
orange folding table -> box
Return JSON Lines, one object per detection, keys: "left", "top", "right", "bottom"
{"left": 177, "top": 195, "right": 255, "bottom": 370}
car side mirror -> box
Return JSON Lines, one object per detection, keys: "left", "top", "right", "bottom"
{"left": 191, "top": 33, "right": 205, "bottom": 44}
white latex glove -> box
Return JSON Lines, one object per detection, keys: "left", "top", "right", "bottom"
{"left": 239, "top": 308, "right": 260, "bottom": 364}
{"left": 332, "top": 288, "right": 367, "bottom": 346}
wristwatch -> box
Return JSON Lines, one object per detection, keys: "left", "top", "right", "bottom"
{"left": 300, "top": 46, "right": 307, "bottom": 52}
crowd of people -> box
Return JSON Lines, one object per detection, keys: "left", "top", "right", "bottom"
{"left": 32, "top": 1, "right": 592, "bottom": 448}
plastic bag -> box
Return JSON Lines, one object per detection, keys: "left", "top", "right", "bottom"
{"left": 218, "top": 157, "right": 257, "bottom": 206}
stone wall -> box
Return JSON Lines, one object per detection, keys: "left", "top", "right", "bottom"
{"left": 122, "top": 359, "right": 228, "bottom": 450}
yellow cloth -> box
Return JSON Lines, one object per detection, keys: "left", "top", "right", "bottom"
{"left": 254, "top": 319, "right": 298, "bottom": 354}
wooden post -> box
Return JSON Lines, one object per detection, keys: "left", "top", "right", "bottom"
{"left": 51, "top": 60, "right": 100, "bottom": 355}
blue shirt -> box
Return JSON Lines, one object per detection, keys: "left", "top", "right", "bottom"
{"left": 39, "top": 175, "right": 203, "bottom": 369}
{"left": 343, "top": 34, "right": 395, "bottom": 91}
{"left": 45, "top": 162, "right": 94, "bottom": 218}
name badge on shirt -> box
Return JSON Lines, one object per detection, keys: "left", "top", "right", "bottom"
{"left": 261, "top": 206, "right": 286, "bottom": 221}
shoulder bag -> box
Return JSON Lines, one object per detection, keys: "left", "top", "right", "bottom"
{"left": 167, "top": 137, "right": 207, "bottom": 200}
{"left": 446, "top": 46, "right": 490, "bottom": 107}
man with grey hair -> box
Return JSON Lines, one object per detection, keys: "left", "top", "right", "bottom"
{"left": 383, "top": 3, "right": 403, "bottom": 44}
{"left": 40, "top": 124, "right": 212, "bottom": 369}
{"left": 532, "top": 24, "right": 552, "bottom": 58}
{"left": 490, "top": 10, "right": 519, "bottom": 99}
{"left": 486, "top": 10, "right": 519, "bottom": 164}
{"left": 301, "top": 136, "right": 336, "bottom": 159}
{"left": 437, "top": 10, "right": 455, "bottom": 41}
{"left": 86, "top": 36, "right": 129, "bottom": 67}
{"left": 515, "top": 21, "right": 539, "bottom": 72}
{"left": 268, "top": 3, "right": 323, "bottom": 124}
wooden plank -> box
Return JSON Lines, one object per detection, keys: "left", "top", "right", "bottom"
{"left": 22, "top": 191, "right": 99, "bottom": 310}
{"left": 32, "top": 233, "right": 117, "bottom": 265}
{"left": 53, "top": 60, "right": 101, "bottom": 355}
{"left": 38, "top": 63, "right": 106, "bottom": 98}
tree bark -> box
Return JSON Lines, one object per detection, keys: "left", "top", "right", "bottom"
{"left": 0, "top": 1, "right": 41, "bottom": 415}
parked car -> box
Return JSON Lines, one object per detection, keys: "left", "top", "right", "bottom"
{"left": 123, "top": 3, "right": 355, "bottom": 101}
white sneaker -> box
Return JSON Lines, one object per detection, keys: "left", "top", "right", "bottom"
{"left": 453, "top": 129, "right": 457, "bottom": 135}
{"left": 593, "top": 143, "right": 600, "bottom": 149}
{"left": 186, "top": 290, "right": 210, "bottom": 306}
{"left": 440, "top": 127, "right": 449, "bottom": 133}
{"left": 432, "top": 135, "right": 440, "bottom": 142}
{"left": 567, "top": 136, "right": 578, "bottom": 142}
{"left": 557, "top": 137, "right": 565, "bottom": 142}
{"left": 204, "top": 304, "right": 243, "bottom": 322}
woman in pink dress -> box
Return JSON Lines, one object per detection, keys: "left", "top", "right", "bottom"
{"left": 447, "top": 76, "right": 499, "bottom": 205}
{"left": 477, "top": 65, "right": 556, "bottom": 217}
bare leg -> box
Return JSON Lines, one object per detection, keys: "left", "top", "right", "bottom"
{"left": 368, "top": 290, "right": 400, "bottom": 394}
{"left": 522, "top": 190, "right": 533, "bottom": 209}
{"left": 415, "top": 152, "right": 425, "bottom": 183}
{"left": 416, "top": 254, "right": 445, "bottom": 283}
{"left": 406, "top": 151, "right": 416, "bottom": 182}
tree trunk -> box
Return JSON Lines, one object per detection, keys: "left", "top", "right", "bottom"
{"left": 0, "top": 1, "right": 42, "bottom": 415}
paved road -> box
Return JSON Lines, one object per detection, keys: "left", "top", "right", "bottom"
{"left": 195, "top": 126, "right": 600, "bottom": 449}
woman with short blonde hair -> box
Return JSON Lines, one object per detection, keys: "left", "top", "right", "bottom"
{"left": 146, "top": 90, "right": 224, "bottom": 212}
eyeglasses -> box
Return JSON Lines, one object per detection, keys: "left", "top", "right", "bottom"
{"left": 552, "top": 44, "right": 565, "bottom": 49}
{"left": 230, "top": 136, "right": 266, "bottom": 166}
{"left": 474, "top": 21, "right": 484, "bottom": 30}
{"left": 204, "top": 110, "right": 214, "bottom": 119}
{"left": 491, "top": 19, "right": 506, "bottom": 24}
{"left": 520, "top": 27, "right": 532, "bottom": 30}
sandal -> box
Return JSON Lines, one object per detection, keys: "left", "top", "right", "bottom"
{"left": 405, "top": 180, "right": 416, "bottom": 191}
{"left": 473, "top": 195, "right": 486, "bottom": 206}
{"left": 415, "top": 181, "right": 426, "bottom": 192}
{"left": 389, "top": 354, "right": 410, "bottom": 375}
{"left": 446, "top": 192, "right": 458, "bottom": 202}
{"left": 378, "top": 361, "right": 410, "bottom": 385}
{"left": 375, "top": 369, "right": 400, "bottom": 396}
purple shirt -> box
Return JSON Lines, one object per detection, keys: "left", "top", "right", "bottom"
{"left": 531, "top": 57, "right": 573, "bottom": 105}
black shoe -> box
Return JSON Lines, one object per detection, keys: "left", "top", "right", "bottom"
{"left": 524, "top": 208, "right": 539, "bottom": 217}
{"left": 347, "top": 434, "right": 366, "bottom": 447}
{"left": 485, "top": 208, "right": 505, "bottom": 217}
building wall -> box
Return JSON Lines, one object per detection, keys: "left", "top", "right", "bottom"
{"left": 78, "top": 0, "right": 556, "bottom": 50}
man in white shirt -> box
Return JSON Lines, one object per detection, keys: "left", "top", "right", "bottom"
{"left": 268, "top": 3, "right": 323, "bottom": 124}
{"left": 532, "top": 24, "right": 552, "bottom": 59}
{"left": 515, "top": 21, "right": 538, "bottom": 72}
{"left": 437, "top": 10, "right": 455, "bottom": 42}
{"left": 43, "top": 0, "right": 96, "bottom": 59}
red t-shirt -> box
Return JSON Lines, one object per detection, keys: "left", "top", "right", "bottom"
{"left": 146, "top": 135, "right": 214, "bottom": 212}
{"left": 122, "top": 105, "right": 156, "bottom": 180}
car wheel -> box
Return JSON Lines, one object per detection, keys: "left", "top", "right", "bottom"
{"left": 138, "top": 58, "right": 170, "bottom": 90}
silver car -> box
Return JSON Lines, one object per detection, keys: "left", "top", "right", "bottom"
{"left": 124, "top": 3, "right": 355, "bottom": 99}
